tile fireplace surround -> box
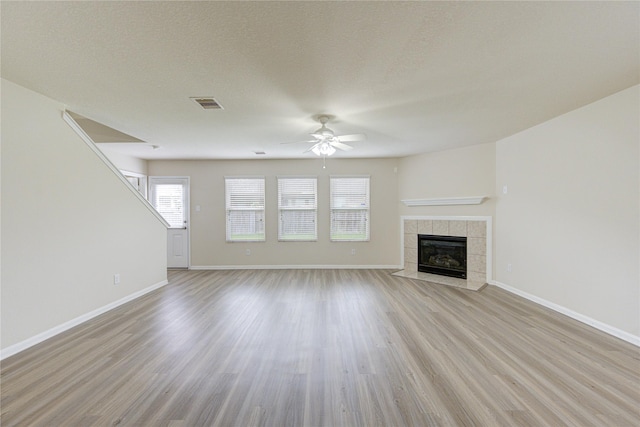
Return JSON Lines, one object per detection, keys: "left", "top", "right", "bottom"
{"left": 394, "top": 216, "right": 492, "bottom": 291}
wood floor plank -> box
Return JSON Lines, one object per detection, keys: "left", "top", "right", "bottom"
{"left": 2, "top": 269, "right": 639, "bottom": 426}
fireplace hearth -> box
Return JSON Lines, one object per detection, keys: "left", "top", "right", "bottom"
{"left": 418, "top": 234, "right": 467, "bottom": 279}
{"left": 396, "top": 218, "right": 488, "bottom": 291}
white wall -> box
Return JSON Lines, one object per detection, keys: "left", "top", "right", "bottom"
{"left": 148, "top": 158, "right": 400, "bottom": 268}
{"left": 1, "top": 79, "right": 168, "bottom": 353}
{"left": 495, "top": 85, "right": 639, "bottom": 338}
{"left": 98, "top": 145, "right": 148, "bottom": 175}
{"left": 397, "top": 143, "right": 497, "bottom": 276}
{"left": 397, "top": 143, "right": 496, "bottom": 217}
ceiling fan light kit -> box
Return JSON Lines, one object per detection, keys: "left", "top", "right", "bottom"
{"left": 286, "top": 114, "right": 366, "bottom": 159}
{"left": 311, "top": 141, "right": 337, "bottom": 157}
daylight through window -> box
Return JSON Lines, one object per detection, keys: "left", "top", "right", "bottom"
{"left": 225, "top": 177, "right": 265, "bottom": 242}
{"left": 330, "top": 176, "right": 370, "bottom": 241}
{"left": 277, "top": 176, "right": 318, "bottom": 241}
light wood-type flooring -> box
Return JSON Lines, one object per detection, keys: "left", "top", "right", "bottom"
{"left": 1, "top": 269, "right": 639, "bottom": 426}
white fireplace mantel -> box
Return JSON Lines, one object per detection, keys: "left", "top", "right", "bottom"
{"left": 401, "top": 196, "right": 487, "bottom": 207}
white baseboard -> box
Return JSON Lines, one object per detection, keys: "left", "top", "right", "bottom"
{"left": 489, "top": 280, "right": 640, "bottom": 347}
{"left": 190, "top": 264, "right": 403, "bottom": 271}
{"left": 0, "top": 279, "right": 169, "bottom": 360}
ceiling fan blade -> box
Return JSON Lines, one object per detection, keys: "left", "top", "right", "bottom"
{"left": 303, "top": 142, "right": 322, "bottom": 153}
{"left": 336, "top": 133, "right": 366, "bottom": 142}
{"left": 330, "top": 141, "right": 354, "bottom": 151}
{"left": 281, "top": 140, "right": 317, "bottom": 145}
{"left": 310, "top": 133, "right": 327, "bottom": 141}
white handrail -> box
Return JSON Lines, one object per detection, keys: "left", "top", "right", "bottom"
{"left": 62, "top": 111, "right": 169, "bottom": 228}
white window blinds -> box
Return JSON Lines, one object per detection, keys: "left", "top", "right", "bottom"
{"left": 225, "top": 177, "right": 265, "bottom": 242}
{"left": 330, "top": 176, "right": 370, "bottom": 241}
{"left": 151, "top": 184, "right": 184, "bottom": 228}
{"left": 277, "top": 177, "right": 317, "bottom": 241}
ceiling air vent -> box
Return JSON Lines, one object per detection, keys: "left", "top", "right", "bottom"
{"left": 191, "top": 97, "right": 223, "bottom": 110}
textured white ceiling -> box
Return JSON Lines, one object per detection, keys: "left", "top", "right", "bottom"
{"left": 1, "top": 1, "right": 638, "bottom": 160}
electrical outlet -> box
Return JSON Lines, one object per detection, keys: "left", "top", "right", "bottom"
{"left": 503, "top": 185, "right": 508, "bottom": 194}
{"left": 351, "top": 249, "right": 356, "bottom": 255}
{"left": 245, "top": 249, "right": 251, "bottom": 256}
{"left": 507, "top": 263, "right": 512, "bottom": 272}
{"left": 114, "top": 274, "right": 121, "bottom": 285}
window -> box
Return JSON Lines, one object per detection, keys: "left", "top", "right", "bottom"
{"left": 225, "top": 177, "right": 265, "bottom": 242}
{"left": 330, "top": 176, "right": 370, "bottom": 241}
{"left": 277, "top": 176, "right": 317, "bottom": 241}
{"left": 150, "top": 182, "right": 185, "bottom": 228}
{"left": 121, "top": 170, "right": 147, "bottom": 198}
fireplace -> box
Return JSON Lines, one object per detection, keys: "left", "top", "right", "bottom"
{"left": 418, "top": 234, "right": 467, "bottom": 279}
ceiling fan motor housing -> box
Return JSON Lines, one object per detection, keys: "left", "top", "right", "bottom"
{"left": 314, "top": 127, "right": 334, "bottom": 138}
{"left": 312, "top": 115, "right": 335, "bottom": 138}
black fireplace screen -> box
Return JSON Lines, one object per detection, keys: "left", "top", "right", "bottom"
{"left": 418, "top": 234, "right": 467, "bottom": 279}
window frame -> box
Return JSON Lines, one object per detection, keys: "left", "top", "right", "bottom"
{"left": 121, "top": 170, "right": 148, "bottom": 198}
{"left": 277, "top": 176, "right": 318, "bottom": 242}
{"left": 148, "top": 176, "right": 189, "bottom": 229}
{"left": 224, "top": 176, "right": 266, "bottom": 242}
{"left": 329, "top": 175, "right": 371, "bottom": 242}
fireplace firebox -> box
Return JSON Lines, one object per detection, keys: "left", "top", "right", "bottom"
{"left": 418, "top": 234, "right": 467, "bottom": 279}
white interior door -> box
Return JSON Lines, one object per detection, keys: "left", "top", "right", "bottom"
{"left": 149, "top": 177, "right": 190, "bottom": 268}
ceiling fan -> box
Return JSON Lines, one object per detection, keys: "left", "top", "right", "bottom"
{"left": 285, "top": 115, "right": 365, "bottom": 157}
